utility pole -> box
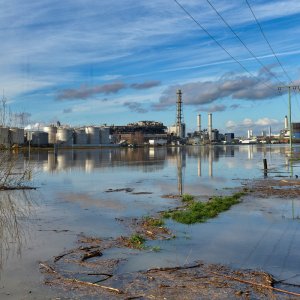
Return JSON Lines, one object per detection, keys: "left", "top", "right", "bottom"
{"left": 278, "top": 85, "right": 300, "bottom": 151}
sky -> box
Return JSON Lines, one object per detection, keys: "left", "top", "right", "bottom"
{"left": 1, "top": 0, "right": 300, "bottom": 136}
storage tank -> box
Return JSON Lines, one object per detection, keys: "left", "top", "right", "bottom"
{"left": 44, "top": 126, "right": 57, "bottom": 144}
{"left": 86, "top": 126, "right": 100, "bottom": 145}
{"left": 0, "top": 127, "right": 9, "bottom": 147}
{"left": 9, "top": 128, "right": 24, "bottom": 145}
{"left": 27, "top": 131, "right": 48, "bottom": 146}
{"left": 292, "top": 123, "right": 300, "bottom": 139}
{"left": 74, "top": 128, "right": 87, "bottom": 145}
{"left": 57, "top": 127, "right": 73, "bottom": 146}
{"left": 99, "top": 127, "right": 110, "bottom": 144}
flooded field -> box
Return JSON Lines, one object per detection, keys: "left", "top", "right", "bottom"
{"left": 0, "top": 145, "right": 300, "bottom": 299}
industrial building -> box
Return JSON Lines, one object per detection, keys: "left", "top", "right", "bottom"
{"left": 111, "top": 121, "right": 167, "bottom": 146}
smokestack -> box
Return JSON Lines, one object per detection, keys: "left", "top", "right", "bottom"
{"left": 208, "top": 113, "right": 212, "bottom": 141}
{"left": 247, "top": 129, "right": 252, "bottom": 139}
{"left": 284, "top": 115, "right": 288, "bottom": 130}
{"left": 176, "top": 89, "right": 182, "bottom": 138}
{"left": 197, "top": 114, "right": 201, "bottom": 132}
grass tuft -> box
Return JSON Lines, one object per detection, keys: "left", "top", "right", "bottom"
{"left": 164, "top": 192, "right": 246, "bottom": 225}
{"left": 129, "top": 234, "right": 146, "bottom": 249}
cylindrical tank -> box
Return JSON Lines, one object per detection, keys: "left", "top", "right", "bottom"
{"left": 27, "top": 131, "right": 48, "bottom": 146}
{"left": 9, "top": 128, "right": 24, "bottom": 145}
{"left": 44, "top": 126, "right": 57, "bottom": 144}
{"left": 57, "top": 127, "right": 73, "bottom": 146}
{"left": 86, "top": 126, "right": 100, "bottom": 145}
{"left": 0, "top": 127, "right": 9, "bottom": 147}
{"left": 99, "top": 127, "right": 110, "bottom": 144}
{"left": 73, "top": 128, "right": 87, "bottom": 145}
{"left": 292, "top": 123, "right": 300, "bottom": 139}
{"left": 208, "top": 113, "right": 212, "bottom": 141}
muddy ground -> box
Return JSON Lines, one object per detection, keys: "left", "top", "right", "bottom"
{"left": 40, "top": 179, "right": 300, "bottom": 299}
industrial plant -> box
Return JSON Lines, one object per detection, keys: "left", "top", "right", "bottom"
{"left": 0, "top": 90, "right": 298, "bottom": 148}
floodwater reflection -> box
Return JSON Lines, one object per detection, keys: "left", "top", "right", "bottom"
{"left": 0, "top": 190, "right": 34, "bottom": 270}
{"left": 27, "top": 144, "right": 295, "bottom": 178}
{"left": 1, "top": 144, "right": 299, "bottom": 298}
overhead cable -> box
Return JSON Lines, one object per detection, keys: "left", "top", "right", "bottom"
{"left": 206, "top": 0, "right": 284, "bottom": 86}
{"left": 245, "top": 0, "right": 293, "bottom": 84}
{"left": 172, "top": 0, "right": 277, "bottom": 93}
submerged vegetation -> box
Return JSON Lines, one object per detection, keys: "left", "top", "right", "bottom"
{"left": 129, "top": 234, "right": 146, "bottom": 249}
{"left": 163, "top": 192, "right": 246, "bottom": 224}
{"left": 143, "top": 216, "right": 165, "bottom": 227}
{"left": 0, "top": 151, "right": 32, "bottom": 190}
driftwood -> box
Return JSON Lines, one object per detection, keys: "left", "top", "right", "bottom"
{"left": 62, "top": 277, "right": 123, "bottom": 294}
{"left": 81, "top": 250, "right": 102, "bottom": 261}
{"left": 39, "top": 262, "right": 121, "bottom": 294}
{"left": 54, "top": 250, "right": 75, "bottom": 263}
{"left": 0, "top": 185, "right": 36, "bottom": 191}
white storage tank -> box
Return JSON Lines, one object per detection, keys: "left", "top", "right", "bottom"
{"left": 9, "top": 128, "right": 24, "bottom": 145}
{"left": 0, "top": 127, "right": 9, "bottom": 147}
{"left": 57, "top": 127, "right": 73, "bottom": 146}
{"left": 86, "top": 126, "right": 100, "bottom": 145}
{"left": 99, "top": 127, "right": 110, "bottom": 144}
{"left": 74, "top": 128, "right": 87, "bottom": 145}
{"left": 44, "top": 126, "right": 57, "bottom": 144}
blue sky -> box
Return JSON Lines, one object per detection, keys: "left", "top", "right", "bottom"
{"left": 1, "top": 0, "right": 300, "bottom": 135}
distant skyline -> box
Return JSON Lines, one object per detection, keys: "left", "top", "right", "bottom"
{"left": 1, "top": 0, "right": 300, "bottom": 135}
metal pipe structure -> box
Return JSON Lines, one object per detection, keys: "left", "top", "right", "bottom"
{"left": 176, "top": 89, "right": 182, "bottom": 138}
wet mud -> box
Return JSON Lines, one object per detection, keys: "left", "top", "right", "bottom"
{"left": 245, "top": 178, "right": 300, "bottom": 198}
{"left": 40, "top": 234, "right": 297, "bottom": 300}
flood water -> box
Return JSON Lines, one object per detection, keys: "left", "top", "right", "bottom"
{"left": 1, "top": 145, "right": 300, "bottom": 299}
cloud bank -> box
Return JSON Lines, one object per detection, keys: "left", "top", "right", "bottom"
{"left": 154, "top": 70, "right": 282, "bottom": 110}
{"left": 57, "top": 80, "right": 160, "bottom": 100}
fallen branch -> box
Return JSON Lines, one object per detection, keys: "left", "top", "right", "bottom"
{"left": 63, "top": 277, "right": 123, "bottom": 294}
{"left": 40, "top": 262, "right": 122, "bottom": 294}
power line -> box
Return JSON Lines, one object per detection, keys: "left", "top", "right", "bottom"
{"left": 172, "top": 0, "right": 277, "bottom": 93}
{"left": 205, "top": 0, "right": 284, "bottom": 86}
{"left": 245, "top": 0, "right": 293, "bottom": 84}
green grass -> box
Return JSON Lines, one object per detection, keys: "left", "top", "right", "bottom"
{"left": 182, "top": 194, "right": 195, "bottom": 202}
{"left": 163, "top": 192, "right": 246, "bottom": 224}
{"left": 129, "top": 234, "right": 146, "bottom": 249}
{"left": 143, "top": 216, "right": 165, "bottom": 227}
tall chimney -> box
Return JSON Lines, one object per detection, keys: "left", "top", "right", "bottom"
{"left": 197, "top": 114, "right": 201, "bottom": 133}
{"left": 176, "top": 89, "right": 182, "bottom": 138}
{"left": 208, "top": 113, "right": 212, "bottom": 141}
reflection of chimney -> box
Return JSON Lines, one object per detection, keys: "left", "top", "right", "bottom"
{"left": 197, "top": 157, "right": 201, "bottom": 177}
{"left": 208, "top": 113, "right": 212, "bottom": 141}
{"left": 209, "top": 148, "right": 213, "bottom": 177}
{"left": 197, "top": 114, "right": 201, "bottom": 132}
{"left": 284, "top": 115, "right": 288, "bottom": 130}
